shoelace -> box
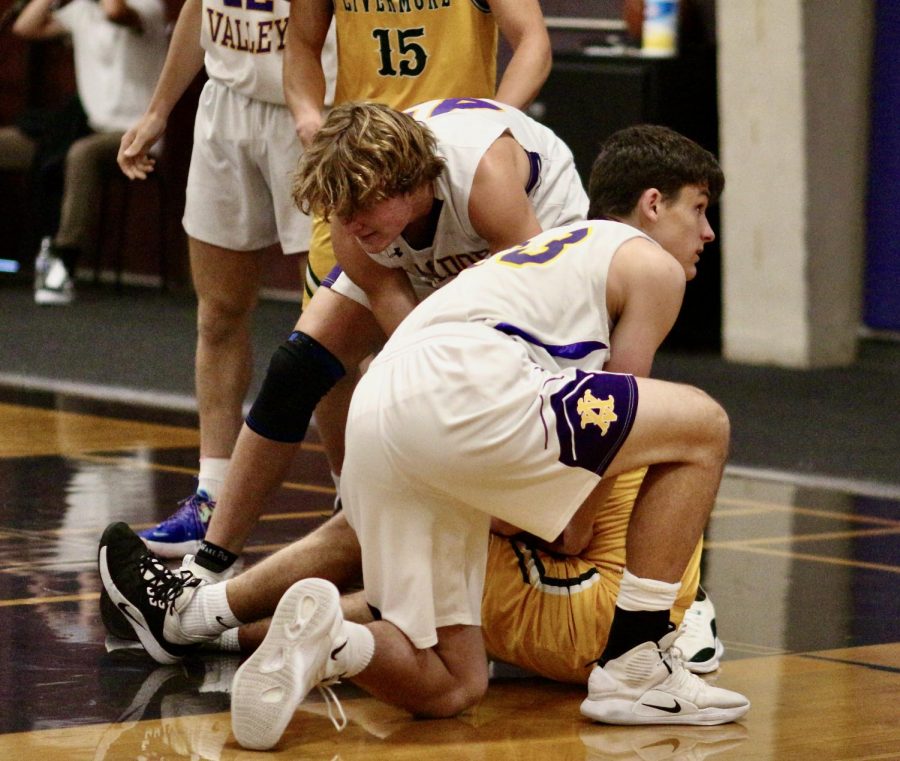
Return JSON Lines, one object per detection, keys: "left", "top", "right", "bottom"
{"left": 140, "top": 553, "right": 203, "bottom": 609}
{"left": 664, "top": 658, "right": 705, "bottom": 702}
{"left": 680, "top": 606, "right": 708, "bottom": 638}
{"left": 157, "top": 494, "right": 215, "bottom": 529}
{"left": 667, "top": 621, "right": 700, "bottom": 667}
{"left": 663, "top": 638, "right": 686, "bottom": 665}
{"left": 657, "top": 640, "right": 707, "bottom": 701}
{"left": 156, "top": 498, "right": 201, "bottom": 529}
{"left": 317, "top": 677, "right": 348, "bottom": 732}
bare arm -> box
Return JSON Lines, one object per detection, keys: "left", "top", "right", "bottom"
{"left": 330, "top": 220, "right": 420, "bottom": 338}
{"left": 490, "top": 243, "right": 685, "bottom": 555}
{"left": 491, "top": 0, "right": 551, "bottom": 109}
{"left": 117, "top": 0, "right": 205, "bottom": 179}
{"left": 12, "top": 0, "right": 64, "bottom": 39}
{"left": 604, "top": 238, "right": 687, "bottom": 377}
{"left": 99, "top": 0, "right": 143, "bottom": 31}
{"left": 468, "top": 134, "right": 543, "bottom": 253}
{"left": 284, "top": 0, "right": 333, "bottom": 147}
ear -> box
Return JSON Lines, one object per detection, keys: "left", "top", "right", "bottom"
{"left": 637, "top": 188, "right": 665, "bottom": 222}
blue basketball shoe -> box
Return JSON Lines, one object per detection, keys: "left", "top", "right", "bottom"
{"left": 139, "top": 491, "right": 215, "bottom": 558}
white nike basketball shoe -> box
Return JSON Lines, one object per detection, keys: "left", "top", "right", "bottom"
{"left": 580, "top": 631, "right": 750, "bottom": 726}
{"left": 230, "top": 578, "right": 349, "bottom": 750}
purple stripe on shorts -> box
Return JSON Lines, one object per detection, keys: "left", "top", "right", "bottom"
{"left": 494, "top": 322, "right": 608, "bottom": 360}
{"left": 551, "top": 370, "right": 638, "bottom": 475}
{"left": 322, "top": 264, "right": 343, "bottom": 289}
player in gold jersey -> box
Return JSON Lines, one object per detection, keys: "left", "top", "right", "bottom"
{"left": 286, "top": 0, "right": 550, "bottom": 146}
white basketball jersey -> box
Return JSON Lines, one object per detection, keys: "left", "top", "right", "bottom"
{"left": 201, "top": 0, "right": 336, "bottom": 105}
{"left": 367, "top": 97, "right": 589, "bottom": 294}
{"left": 391, "top": 220, "right": 652, "bottom": 374}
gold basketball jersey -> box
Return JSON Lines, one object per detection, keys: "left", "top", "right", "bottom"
{"left": 333, "top": 0, "right": 498, "bottom": 109}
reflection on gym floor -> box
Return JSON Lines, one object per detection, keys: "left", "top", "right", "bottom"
{"left": 0, "top": 395, "right": 897, "bottom": 760}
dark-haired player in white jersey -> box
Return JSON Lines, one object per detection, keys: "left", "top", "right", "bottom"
{"left": 226, "top": 122, "right": 750, "bottom": 746}
{"left": 300, "top": 213, "right": 749, "bottom": 745}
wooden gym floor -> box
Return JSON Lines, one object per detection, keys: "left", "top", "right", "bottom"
{"left": 0, "top": 388, "right": 897, "bottom": 761}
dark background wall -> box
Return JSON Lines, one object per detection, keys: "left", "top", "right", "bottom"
{"left": 533, "top": 1, "right": 721, "bottom": 351}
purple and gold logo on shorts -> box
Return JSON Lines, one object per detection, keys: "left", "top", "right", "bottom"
{"left": 576, "top": 389, "right": 618, "bottom": 435}
{"left": 551, "top": 371, "right": 638, "bottom": 475}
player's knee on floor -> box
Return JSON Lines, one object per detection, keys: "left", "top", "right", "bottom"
{"left": 245, "top": 331, "right": 345, "bottom": 443}
{"left": 415, "top": 675, "right": 488, "bottom": 718}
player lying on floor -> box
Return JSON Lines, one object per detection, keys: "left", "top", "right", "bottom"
{"left": 101, "top": 476, "right": 715, "bottom": 682}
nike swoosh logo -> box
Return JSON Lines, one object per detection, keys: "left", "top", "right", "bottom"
{"left": 215, "top": 615, "right": 228, "bottom": 628}
{"left": 117, "top": 602, "right": 146, "bottom": 630}
{"left": 330, "top": 640, "right": 348, "bottom": 660}
{"left": 642, "top": 699, "right": 682, "bottom": 714}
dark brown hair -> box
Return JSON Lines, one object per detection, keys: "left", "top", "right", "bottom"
{"left": 588, "top": 124, "right": 724, "bottom": 219}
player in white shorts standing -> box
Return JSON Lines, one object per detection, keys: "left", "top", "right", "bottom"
{"left": 159, "top": 97, "right": 589, "bottom": 581}
{"left": 115, "top": 0, "right": 335, "bottom": 562}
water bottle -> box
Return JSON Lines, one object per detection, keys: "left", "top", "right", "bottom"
{"left": 34, "top": 236, "right": 52, "bottom": 287}
{"left": 642, "top": 0, "right": 680, "bottom": 57}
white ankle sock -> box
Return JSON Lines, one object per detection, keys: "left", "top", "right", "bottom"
{"left": 197, "top": 457, "right": 230, "bottom": 502}
{"left": 336, "top": 621, "right": 374, "bottom": 678}
{"left": 180, "top": 581, "right": 242, "bottom": 638}
{"left": 616, "top": 568, "right": 680, "bottom": 612}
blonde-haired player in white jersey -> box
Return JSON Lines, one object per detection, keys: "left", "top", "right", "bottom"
{"left": 133, "top": 0, "right": 550, "bottom": 562}
{"left": 157, "top": 97, "right": 587, "bottom": 580}
{"left": 321, "top": 98, "right": 589, "bottom": 313}
{"left": 115, "top": 0, "right": 336, "bottom": 560}
{"left": 285, "top": 0, "right": 550, "bottom": 292}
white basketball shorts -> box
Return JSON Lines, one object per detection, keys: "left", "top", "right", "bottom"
{"left": 342, "top": 322, "right": 638, "bottom": 648}
{"left": 182, "top": 78, "right": 310, "bottom": 253}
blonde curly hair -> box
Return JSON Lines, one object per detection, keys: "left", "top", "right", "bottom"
{"left": 293, "top": 102, "right": 446, "bottom": 222}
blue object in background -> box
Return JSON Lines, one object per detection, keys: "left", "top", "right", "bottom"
{"left": 865, "top": 0, "right": 900, "bottom": 331}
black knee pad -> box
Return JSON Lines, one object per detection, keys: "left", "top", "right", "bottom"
{"left": 246, "top": 331, "right": 345, "bottom": 443}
